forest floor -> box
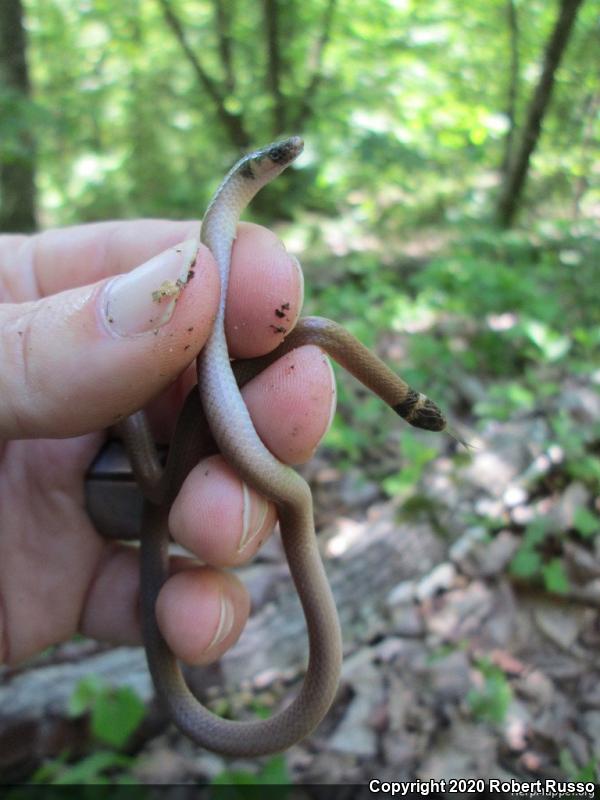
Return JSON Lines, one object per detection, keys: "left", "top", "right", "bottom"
{"left": 1, "top": 221, "right": 599, "bottom": 787}
{"left": 2, "top": 365, "right": 598, "bottom": 787}
{"left": 131, "top": 379, "right": 600, "bottom": 787}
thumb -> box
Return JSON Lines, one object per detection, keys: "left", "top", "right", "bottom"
{"left": 0, "top": 238, "right": 219, "bottom": 439}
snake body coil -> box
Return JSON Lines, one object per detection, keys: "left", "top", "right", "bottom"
{"left": 124, "top": 138, "right": 447, "bottom": 757}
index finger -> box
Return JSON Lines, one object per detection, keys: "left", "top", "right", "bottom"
{"left": 3, "top": 219, "right": 303, "bottom": 361}
{"left": 16, "top": 219, "right": 196, "bottom": 299}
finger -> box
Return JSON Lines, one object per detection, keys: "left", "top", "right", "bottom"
{"left": 156, "top": 567, "right": 250, "bottom": 666}
{"left": 2, "top": 223, "right": 301, "bottom": 345}
{"left": 242, "top": 344, "right": 336, "bottom": 464}
{"left": 79, "top": 547, "right": 249, "bottom": 666}
{"left": 170, "top": 456, "right": 277, "bottom": 567}
{"left": 226, "top": 223, "right": 303, "bottom": 358}
{"left": 0, "top": 239, "right": 219, "bottom": 439}
{"left": 1, "top": 222, "right": 303, "bottom": 441}
{"left": 137, "top": 224, "right": 304, "bottom": 440}
{"left": 0, "top": 436, "right": 106, "bottom": 664}
{"left": 169, "top": 344, "right": 336, "bottom": 566}
{"left": 3, "top": 220, "right": 196, "bottom": 300}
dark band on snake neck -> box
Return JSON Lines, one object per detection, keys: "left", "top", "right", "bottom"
{"left": 394, "top": 390, "right": 446, "bottom": 431}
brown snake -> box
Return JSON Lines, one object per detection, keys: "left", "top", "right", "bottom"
{"left": 119, "top": 138, "right": 446, "bottom": 757}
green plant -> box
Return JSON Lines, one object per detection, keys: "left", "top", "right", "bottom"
{"left": 68, "top": 675, "right": 146, "bottom": 749}
{"left": 30, "top": 676, "right": 146, "bottom": 785}
{"left": 428, "top": 641, "right": 468, "bottom": 662}
{"left": 31, "top": 751, "right": 135, "bottom": 786}
{"left": 211, "top": 754, "right": 291, "bottom": 789}
{"left": 467, "top": 658, "right": 512, "bottom": 724}
{"left": 509, "top": 518, "right": 570, "bottom": 595}
{"left": 573, "top": 507, "right": 600, "bottom": 539}
{"left": 549, "top": 411, "right": 600, "bottom": 487}
{"left": 382, "top": 433, "right": 438, "bottom": 497}
{"left": 559, "top": 749, "right": 598, "bottom": 783}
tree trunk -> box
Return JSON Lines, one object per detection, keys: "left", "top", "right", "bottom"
{"left": 213, "top": 0, "right": 235, "bottom": 96}
{"left": 264, "top": 0, "right": 286, "bottom": 134}
{"left": 500, "top": 0, "right": 520, "bottom": 176}
{"left": 158, "top": 0, "right": 251, "bottom": 150}
{"left": 572, "top": 90, "right": 599, "bottom": 218}
{"left": 291, "top": 0, "right": 337, "bottom": 130}
{"left": 0, "top": 0, "right": 36, "bottom": 233}
{"left": 496, "top": 0, "right": 585, "bottom": 228}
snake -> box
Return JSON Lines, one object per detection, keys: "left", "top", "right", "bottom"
{"left": 119, "top": 137, "right": 446, "bottom": 757}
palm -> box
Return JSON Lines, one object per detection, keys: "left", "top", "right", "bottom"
{"left": 0, "top": 433, "right": 104, "bottom": 662}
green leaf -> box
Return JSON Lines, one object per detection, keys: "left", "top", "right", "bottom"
{"left": 249, "top": 699, "right": 271, "bottom": 720}
{"left": 211, "top": 756, "right": 290, "bottom": 792}
{"left": 35, "top": 752, "right": 133, "bottom": 785}
{"left": 569, "top": 456, "right": 600, "bottom": 484}
{"left": 68, "top": 675, "right": 104, "bottom": 717}
{"left": 541, "top": 558, "right": 570, "bottom": 595}
{"left": 467, "top": 660, "right": 512, "bottom": 723}
{"left": 382, "top": 435, "right": 437, "bottom": 496}
{"left": 573, "top": 759, "right": 597, "bottom": 783}
{"left": 522, "top": 319, "right": 570, "bottom": 361}
{"left": 510, "top": 547, "right": 542, "bottom": 578}
{"left": 90, "top": 686, "right": 146, "bottom": 748}
{"left": 53, "top": 752, "right": 131, "bottom": 785}
{"left": 259, "top": 755, "right": 290, "bottom": 785}
{"left": 30, "top": 752, "right": 70, "bottom": 783}
{"left": 67, "top": 677, "right": 146, "bottom": 749}
{"left": 523, "top": 518, "right": 549, "bottom": 547}
{"left": 573, "top": 507, "right": 599, "bottom": 538}
{"left": 212, "top": 770, "right": 261, "bottom": 786}
{"left": 559, "top": 750, "right": 598, "bottom": 782}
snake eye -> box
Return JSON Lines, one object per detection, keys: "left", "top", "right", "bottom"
{"left": 268, "top": 136, "right": 304, "bottom": 165}
{"left": 239, "top": 137, "right": 304, "bottom": 180}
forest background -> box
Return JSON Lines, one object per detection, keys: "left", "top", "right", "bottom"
{"left": 0, "top": 0, "right": 599, "bottom": 786}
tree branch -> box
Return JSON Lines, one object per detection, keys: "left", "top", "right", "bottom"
{"left": 500, "top": 0, "right": 520, "bottom": 176}
{"left": 263, "top": 0, "right": 286, "bottom": 134}
{"left": 290, "top": 0, "right": 337, "bottom": 131}
{"left": 157, "top": 0, "right": 250, "bottom": 148}
{"left": 212, "top": 0, "right": 235, "bottom": 95}
{"left": 572, "top": 88, "right": 600, "bottom": 217}
{"left": 496, "top": 0, "right": 586, "bottom": 227}
{"left": 0, "top": 0, "right": 36, "bottom": 232}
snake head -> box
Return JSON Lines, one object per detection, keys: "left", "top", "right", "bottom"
{"left": 240, "top": 137, "right": 304, "bottom": 180}
{"left": 266, "top": 136, "right": 304, "bottom": 165}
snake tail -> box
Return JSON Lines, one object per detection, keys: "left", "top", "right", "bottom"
{"left": 393, "top": 390, "right": 446, "bottom": 431}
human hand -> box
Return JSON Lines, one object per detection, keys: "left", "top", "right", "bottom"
{"left": 0, "top": 220, "right": 336, "bottom": 665}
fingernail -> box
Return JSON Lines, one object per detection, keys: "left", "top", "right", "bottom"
{"left": 208, "top": 591, "right": 235, "bottom": 649}
{"left": 289, "top": 254, "right": 305, "bottom": 310}
{"left": 237, "top": 482, "right": 269, "bottom": 553}
{"left": 323, "top": 354, "right": 337, "bottom": 436}
{"left": 101, "top": 238, "right": 199, "bottom": 337}
{"left": 309, "top": 355, "right": 337, "bottom": 459}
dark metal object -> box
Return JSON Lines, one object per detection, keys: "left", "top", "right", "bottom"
{"left": 84, "top": 439, "right": 166, "bottom": 540}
